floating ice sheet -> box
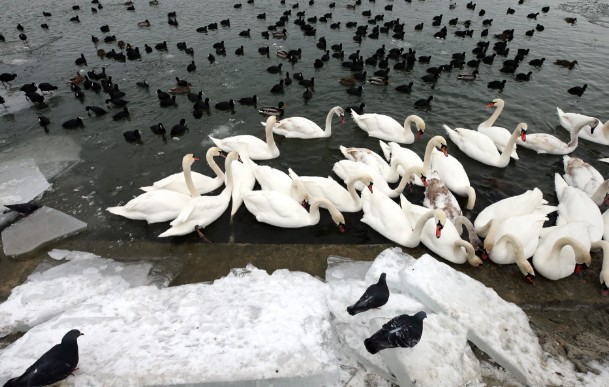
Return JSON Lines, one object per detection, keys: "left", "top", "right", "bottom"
{"left": 0, "top": 159, "right": 50, "bottom": 208}
{"left": 1, "top": 206, "right": 87, "bottom": 256}
{"left": 0, "top": 265, "right": 339, "bottom": 386}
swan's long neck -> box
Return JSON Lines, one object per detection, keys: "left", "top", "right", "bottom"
{"left": 453, "top": 239, "right": 481, "bottom": 266}
{"left": 481, "top": 100, "right": 504, "bottom": 127}
{"left": 591, "top": 241, "right": 609, "bottom": 289}
{"left": 499, "top": 234, "right": 535, "bottom": 277}
{"left": 346, "top": 175, "right": 366, "bottom": 206}
{"left": 323, "top": 108, "right": 336, "bottom": 136}
{"left": 454, "top": 216, "right": 482, "bottom": 250}
{"left": 406, "top": 209, "right": 438, "bottom": 247}
{"left": 265, "top": 119, "right": 278, "bottom": 150}
{"left": 497, "top": 124, "right": 522, "bottom": 167}
{"left": 390, "top": 164, "right": 423, "bottom": 197}
{"left": 590, "top": 180, "right": 609, "bottom": 206}
{"left": 568, "top": 119, "right": 599, "bottom": 148}
{"left": 402, "top": 116, "right": 414, "bottom": 137}
{"left": 466, "top": 186, "right": 476, "bottom": 210}
{"left": 483, "top": 218, "right": 498, "bottom": 253}
{"left": 548, "top": 236, "right": 591, "bottom": 265}
{"left": 183, "top": 162, "right": 198, "bottom": 198}
{"left": 224, "top": 153, "right": 238, "bottom": 192}
{"left": 206, "top": 149, "right": 225, "bottom": 181}
{"left": 422, "top": 138, "right": 437, "bottom": 173}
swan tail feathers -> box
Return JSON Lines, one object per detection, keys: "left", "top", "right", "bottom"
{"left": 288, "top": 168, "right": 299, "bottom": 179}
{"left": 540, "top": 205, "right": 558, "bottom": 215}
{"left": 172, "top": 204, "right": 196, "bottom": 225}
{"left": 339, "top": 145, "right": 349, "bottom": 159}
{"left": 350, "top": 110, "right": 360, "bottom": 121}
{"left": 140, "top": 186, "right": 153, "bottom": 192}
{"left": 556, "top": 107, "right": 565, "bottom": 117}
{"left": 442, "top": 124, "right": 454, "bottom": 134}
{"left": 554, "top": 173, "right": 568, "bottom": 199}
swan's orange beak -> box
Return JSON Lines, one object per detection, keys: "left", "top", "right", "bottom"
{"left": 340, "top": 115, "right": 345, "bottom": 125}
{"left": 193, "top": 157, "right": 200, "bottom": 161}
{"left": 481, "top": 249, "right": 490, "bottom": 261}
{"left": 367, "top": 183, "right": 373, "bottom": 193}
{"left": 602, "top": 284, "right": 608, "bottom": 297}
{"left": 435, "top": 222, "right": 443, "bottom": 238}
{"left": 520, "top": 129, "right": 527, "bottom": 142}
{"left": 441, "top": 145, "right": 448, "bottom": 157}
{"left": 421, "top": 175, "right": 428, "bottom": 187}
{"left": 417, "top": 129, "right": 424, "bottom": 139}
{"left": 338, "top": 223, "right": 346, "bottom": 233}
{"left": 485, "top": 102, "right": 494, "bottom": 108}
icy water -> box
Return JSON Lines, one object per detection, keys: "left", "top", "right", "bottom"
{"left": 1, "top": 0, "right": 609, "bottom": 247}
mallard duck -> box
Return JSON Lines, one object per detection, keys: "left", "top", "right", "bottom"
{"left": 339, "top": 75, "right": 357, "bottom": 86}
{"left": 69, "top": 72, "right": 85, "bottom": 85}
{"left": 368, "top": 76, "right": 389, "bottom": 85}
{"left": 554, "top": 59, "right": 578, "bottom": 69}
{"left": 169, "top": 85, "right": 191, "bottom": 95}
{"left": 276, "top": 50, "right": 289, "bottom": 58}
{"left": 272, "top": 29, "right": 287, "bottom": 38}
{"left": 258, "top": 102, "right": 286, "bottom": 117}
{"left": 457, "top": 69, "right": 478, "bottom": 80}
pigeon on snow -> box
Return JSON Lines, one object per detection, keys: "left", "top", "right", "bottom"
{"left": 364, "top": 311, "right": 427, "bottom": 354}
{"left": 347, "top": 273, "right": 389, "bottom": 315}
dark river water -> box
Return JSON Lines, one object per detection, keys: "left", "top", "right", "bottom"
{"left": 1, "top": 0, "right": 608, "bottom": 247}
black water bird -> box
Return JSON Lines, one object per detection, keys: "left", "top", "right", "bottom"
{"left": 62, "top": 117, "right": 84, "bottom": 129}
{"left": 568, "top": 84, "right": 587, "bottom": 96}
{"left": 235, "top": 46, "right": 244, "bottom": 56}
{"left": 150, "top": 123, "right": 166, "bottom": 135}
{"left": 0, "top": 73, "right": 17, "bottom": 86}
{"left": 113, "top": 106, "right": 130, "bottom": 120}
{"left": 193, "top": 97, "right": 210, "bottom": 111}
{"left": 487, "top": 79, "right": 506, "bottom": 90}
{"left": 3, "top": 330, "right": 83, "bottom": 387}
{"left": 19, "top": 33, "right": 28, "bottom": 43}
{"left": 38, "top": 116, "right": 50, "bottom": 130}
{"left": 187, "top": 61, "right": 196, "bottom": 73}
{"left": 554, "top": 59, "right": 578, "bottom": 69}
{"left": 155, "top": 41, "right": 168, "bottom": 51}
{"left": 160, "top": 95, "right": 177, "bottom": 107}
{"left": 215, "top": 99, "right": 235, "bottom": 111}
{"left": 157, "top": 89, "right": 170, "bottom": 100}
{"left": 136, "top": 80, "right": 149, "bottom": 89}
{"left": 515, "top": 71, "right": 532, "bottom": 81}
{"left": 238, "top": 95, "right": 257, "bottom": 105}
{"left": 3, "top": 203, "right": 42, "bottom": 214}
{"left": 123, "top": 130, "right": 141, "bottom": 142}
{"left": 303, "top": 87, "right": 313, "bottom": 100}
{"left": 345, "top": 103, "right": 365, "bottom": 115}
{"left": 170, "top": 119, "right": 188, "bottom": 136}
{"left": 415, "top": 96, "right": 433, "bottom": 108}
{"left": 188, "top": 91, "right": 203, "bottom": 102}
{"left": 364, "top": 312, "right": 427, "bottom": 354}
{"left": 529, "top": 58, "right": 545, "bottom": 67}
{"left": 105, "top": 98, "right": 128, "bottom": 108}
{"left": 346, "top": 86, "right": 363, "bottom": 96}
{"left": 85, "top": 105, "right": 107, "bottom": 116}
{"left": 26, "top": 91, "right": 45, "bottom": 103}
{"left": 347, "top": 273, "right": 389, "bottom": 315}
{"left": 38, "top": 83, "right": 58, "bottom": 93}
{"left": 270, "top": 80, "right": 284, "bottom": 93}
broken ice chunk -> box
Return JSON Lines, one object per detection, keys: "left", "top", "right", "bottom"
{"left": 0, "top": 159, "right": 50, "bottom": 208}
{"left": 369, "top": 313, "right": 481, "bottom": 387}
{"left": 1, "top": 206, "right": 87, "bottom": 256}
{"left": 398, "top": 254, "right": 546, "bottom": 386}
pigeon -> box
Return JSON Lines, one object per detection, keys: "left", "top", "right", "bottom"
{"left": 364, "top": 311, "right": 427, "bottom": 354}
{"left": 346, "top": 273, "right": 389, "bottom": 315}
{"left": 3, "top": 203, "right": 41, "bottom": 215}
{"left": 3, "top": 329, "right": 83, "bottom": 387}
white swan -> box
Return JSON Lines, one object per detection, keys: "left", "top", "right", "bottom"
{"left": 400, "top": 195, "right": 482, "bottom": 266}
{"left": 339, "top": 145, "right": 396, "bottom": 183}
{"left": 477, "top": 98, "right": 519, "bottom": 159}
{"left": 379, "top": 136, "right": 448, "bottom": 186}
{"left": 557, "top": 107, "right": 609, "bottom": 145}
{"left": 107, "top": 154, "right": 199, "bottom": 223}
{"left": 444, "top": 122, "right": 526, "bottom": 167}
{"left": 288, "top": 168, "right": 373, "bottom": 212}
{"left": 140, "top": 147, "right": 224, "bottom": 195}
{"left": 230, "top": 152, "right": 256, "bottom": 217}
{"left": 532, "top": 222, "right": 592, "bottom": 281}
{"left": 484, "top": 213, "right": 547, "bottom": 263}
{"left": 562, "top": 155, "right": 609, "bottom": 206}
{"left": 243, "top": 193, "right": 346, "bottom": 230}
{"left": 423, "top": 175, "right": 463, "bottom": 222}
{"left": 360, "top": 188, "right": 446, "bottom": 248}
{"left": 474, "top": 187, "right": 556, "bottom": 237}
{"left": 555, "top": 173, "right": 604, "bottom": 242}
{"left": 332, "top": 159, "right": 424, "bottom": 198}
{"left": 210, "top": 115, "right": 279, "bottom": 160}
{"left": 271, "top": 106, "right": 344, "bottom": 138}
{"left": 517, "top": 118, "right": 599, "bottom": 155}
{"left": 158, "top": 152, "right": 239, "bottom": 237}
{"left": 429, "top": 148, "right": 476, "bottom": 209}
{"left": 490, "top": 234, "right": 537, "bottom": 284}
{"left": 351, "top": 111, "right": 426, "bottom": 144}
{"left": 250, "top": 161, "right": 294, "bottom": 197}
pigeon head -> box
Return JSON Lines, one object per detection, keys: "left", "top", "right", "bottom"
{"left": 414, "top": 311, "right": 427, "bottom": 321}
{"left": 62, "top": 329, "right": 84, "bottom": 343}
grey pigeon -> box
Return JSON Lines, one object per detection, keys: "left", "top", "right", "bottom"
{"left": 3, "top": 329, "right": 83, "bottom": 387}
{"left": 364, "top": 311, "right": 427, "bottom": 354}
{"left": 347, "top": 273, "right": 389, "bottom": 315}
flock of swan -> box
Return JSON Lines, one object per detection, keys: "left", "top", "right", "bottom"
{"left": 107, "top": 99, "right": 609, "bottom": 294}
